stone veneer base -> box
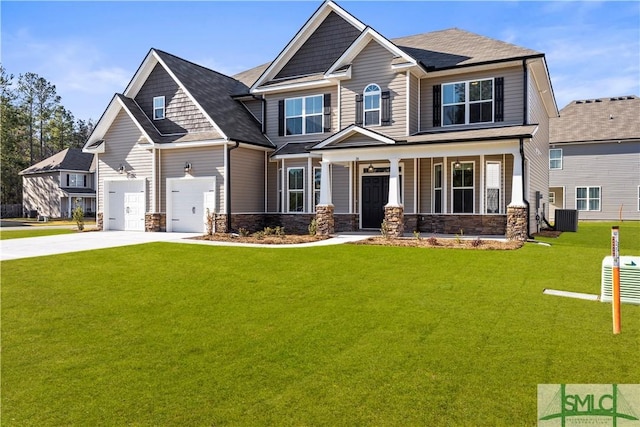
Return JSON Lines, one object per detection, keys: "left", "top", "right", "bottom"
{"left": 315, "top": 205, "right": 335, "bottom": 236}
{"left": 506, "top": 206, "right": 528, "bottom": 241}
{"left": 384, "top": 206, "right": 404, "bottom": 238}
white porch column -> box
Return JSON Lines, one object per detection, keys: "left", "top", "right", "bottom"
{"left": 509, "top": 151, "right": 526, "bottom": 207}
{"left": 386, "top": 157, "right": 402, "bottom": 207}
{"left": 318, "top": 160, "right": 333, "bottom": 206}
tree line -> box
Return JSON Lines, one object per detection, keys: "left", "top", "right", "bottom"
{"left": 1, "top": 65, "right": 95, "bottom": 205}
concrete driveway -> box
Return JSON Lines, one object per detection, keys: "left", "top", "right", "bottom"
{"left": 0, "top": 231, "right": 201, "bottom": 261}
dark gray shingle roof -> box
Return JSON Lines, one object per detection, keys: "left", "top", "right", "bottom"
{"left": 20, "top": 148, "right": 94, "bottom": 175}
{"left": 550, "top": 96, "right": 640, "bottom": 143}
{"left": 154, "top": 50, "right": 273, "bottom": 148}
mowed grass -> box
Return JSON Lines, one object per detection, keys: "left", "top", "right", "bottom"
{"left": 2, "top": 222, "right": 639, "bottom": 426}
{"left": 0, "top": 228, "right": 75, "bottom": 240}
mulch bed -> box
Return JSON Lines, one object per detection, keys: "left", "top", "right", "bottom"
{"left": 193, "top": 233, "right": 328, "bottom": 245}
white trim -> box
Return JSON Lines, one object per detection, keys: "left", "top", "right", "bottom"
{"left": 549, "top": 147, "right": 563, "bottom": 170}
{"left": 485, "top": 160, "right": 502, "bottom": 214}
{"left": 479, "top": 154, "right": 485, "bottom": 214}
{"left": 313, "top": 165, "right": 322, "bottom": 208}
{"left": 451, "top": 160, "right": 475, "bottom": 214}
{"left": 337, "top": 81, "right": 342, "bottom": 130}
{"left": 314, "top": 124, "right": 395, "bottom": 149}
{"left": 153, "top": 139, "right": 228, "bottom": 150}
{"left": 287, "top": 166, "right": 305, "bottom": 213}
{"left": 363, "top": 83, "right": 381, "bottom": 127}
{"left": 575, "top": 185, "right": 601, "bottom": 211}
{"left": 406, "top": 72, "right": 410, "bottom": 136}
{"left": 441, "top": 78, "right": 495, "bottom": 127}
{"left": 413, "top": 157, "right": 418, "bottom": 214}
{"left": 433, "top": 162, "right": 443, "bottom": 214}
{"left": 271, "top": 153, "right": 322, "bottom": 160}
{"left": 348, "top": 161, "right": 353, "bottom": 214}
{"left": 284, "top": 94, "right": 325, "bottom": 136}
{"left": 307, "top": 157, "right": 313, "bottom": 212}
{"left": 417, "top": 77, "right": 421, "bottom": 132}
{"left": 153, "top": 96, "right": 165, "bottom": 120}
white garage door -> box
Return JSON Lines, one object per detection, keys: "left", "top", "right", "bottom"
{"left": 105, "top": 179, "right": 146, "bottom": 231}
{"left": 167, "top": 178, "right": 216, "bottom": 233}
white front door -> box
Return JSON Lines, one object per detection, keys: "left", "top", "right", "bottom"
{"left": 124, "top": 192, "right": 145, "bottom": 231}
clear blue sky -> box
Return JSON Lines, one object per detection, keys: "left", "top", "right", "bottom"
{"left": 2, "top": 1, "right": 638, "bottom": 122}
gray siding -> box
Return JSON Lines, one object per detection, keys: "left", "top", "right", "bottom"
{"left": 401, "top": 158, "right": 415, "bottom": 213}
{"left": 159, "top": 146, "right": 225, "bottom": 213}
{"left": 231, "top": 147, "right": 265, "bottom": 213}
{"left": 409, "top": 73, "right": 420, "bottom": 135}
{"left": 275, "top": 11, "right": 361, "bottom": 79}
{"left": 265, "top": 87, "right": 337, "bottom": 147}
{"left": 98, "top": 110, "right": 153, "bottom": 212}
{"left": 242, "top": 99, "right": 263, "bottom": 125}
{"left": 418, "top": 158, "right": 433, "bottom": 213}
{"left": 22, "top": 173, "right": 63, "bottom": 218}
{"left": 420, "top": 66, "right": 524, "bottom": 131}
{"left": 266, "top": 160, "right": 279, "bottom": 212}
{"left": 135, "top": 63, "right": 219, "bottom": 136}
{"left": 526, "top": 69, "right": 551, "bottom": 229}
{"left": 341, "top": 41, "right": 407, "bottom": 138}
{"left": 331, "top": 163, "right": 350, "bottom": 213}
{"left": 549, "top": 141, "right": 640, "bottom": 220}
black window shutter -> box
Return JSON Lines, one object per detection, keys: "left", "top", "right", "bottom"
{"left": 495, "top": 77, "right": 504, "bottom": 122}
{"left": 381, "top": 91, "right": 391, "bottom": 126}
{"left": 433, "top": 85, "right": 441, "bottom": 127}
{"left": 278, "top": 99, "right": 285, "bottom": 136}
{"left": 323, "top": 93, "right": 331, "bottom": 132}
{"left": 83, "top": 175, "right": 87, "bottom": 187}
{"left": 355, "top": 94, "right": 363, "bottom": 126}
{"left": 66, "top": 174, "right": 69, "bottom": 186}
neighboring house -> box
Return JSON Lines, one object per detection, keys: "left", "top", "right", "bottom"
{"left": 549, "top": 96, "right": 640, "bottom": 222}
{"left": 83, "top": 1, "right": 557, "bottom": 239}
{"left": 19, "top": 148, "right": 96, "bottom": 219}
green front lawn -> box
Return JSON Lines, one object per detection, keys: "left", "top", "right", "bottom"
{"left": 0, "top": 228, "right": 75, "bottom": 240}
{"left": 2, "top": 222, "right": 639, "bottom": 425}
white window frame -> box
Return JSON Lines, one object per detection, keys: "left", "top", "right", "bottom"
{"left": 287, "top": 167, "right": 305, "bottom": 212}
{"left": 576, "top": 186, "right": 601, "bottom": 211}
{"left": 442, "top": 78, "right": 494, "bottom": 126}
{"left": 549, "top": 148, "right": 563, "bottom": 170}
{"left": 153, "top": 96, "right": 165, "bottom": 120}
{"left": 485, "top": 161, "right": 502, "bottom": 214}
{"left": 284, "top": 95, "right": 323, "bottom": 136}
{"left": 313, "top": 166, "right": 321, "bottom": 207}
{"left": 68, "top": 173, "right": 84, "bottom": 188}
{"left": 433, "top": 163, "right": 443, "bottom": 213}
{"left": 363, "top": 83, "right": 381, "bottom": 127}
{"left": 451, "top": 161, "right": 475, "bottom": 213}
{"left": 549, "top": 192, "right": 556, "bottom": 204}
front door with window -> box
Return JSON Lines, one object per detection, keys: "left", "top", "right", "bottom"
{"left": 362, "top": 175, "right": 389, "bottom": 229}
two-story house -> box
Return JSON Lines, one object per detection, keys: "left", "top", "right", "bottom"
{"left": 20, "top": 147, "right": 96, "bottom": 219}
{"left": 549, "top": 95, "right": 640, "bottom": 222}
{"left": 83, "top": 1, "right": 557, "bottom": 239}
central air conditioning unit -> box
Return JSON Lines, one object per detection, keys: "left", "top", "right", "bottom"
{"left": 601, "top": 256, "right": 640, "bottom": 305}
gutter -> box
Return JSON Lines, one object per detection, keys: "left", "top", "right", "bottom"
{"left": 226, "top": 141, "right": 240, "bottom": 233}
{"left": 520, "top": 138, "right": 533, "bottom": 240}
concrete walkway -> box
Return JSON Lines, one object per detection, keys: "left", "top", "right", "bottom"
{"left": 0, "top": 231, "right": 372, "bottom": 261}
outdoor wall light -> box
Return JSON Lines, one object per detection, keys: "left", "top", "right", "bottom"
{"left": 184, "top": 162, "right": 192, "bottom": 173}
{"left": 367, "top": 163, "right": 375, "bottom": 173}
{"left": 118, "top": 164, "right": 125, "bottom": 174}
{"left": 454, "top": 159, "right": 461, "bottom": 169}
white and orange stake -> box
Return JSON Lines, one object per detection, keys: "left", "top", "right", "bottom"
{"left": 611, "top": 226, "right": 621, "bottom": 334}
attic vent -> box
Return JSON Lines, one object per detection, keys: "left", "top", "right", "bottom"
{"left": 618, "top": 97, "right": 626, "bottom": 100}
{"left": 595, "top": 99, "right": 602, "bottom": 102}
{"left": 575, "top": 101, "right": 583, "bottom": 104}
{"left": 585, "top": 100, "right": 592, "bottom": 103}
{"left": 627, "top": 96, "right": 635, "bottom": 100}
{"left": 610, "top": 98, "right": 617, "bottom": 101}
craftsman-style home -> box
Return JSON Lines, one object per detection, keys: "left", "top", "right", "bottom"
{"left": 83, "top": 1, "right": 557, "bottom": 239}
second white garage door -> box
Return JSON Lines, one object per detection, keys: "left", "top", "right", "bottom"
{"left": 167, "top": 177, "right": 216, "bottom": 233}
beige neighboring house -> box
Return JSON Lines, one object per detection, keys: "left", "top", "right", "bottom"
{"left": 549, "top": 96, "right": 640, "bottom": 222}
{"left": 83, "top": 0, "right": 558, "bottom": 239}
{"left": 20, "top": 148, "right": 96, "bottom": 219}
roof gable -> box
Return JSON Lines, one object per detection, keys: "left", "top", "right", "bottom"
{"left": 551, "top": 95, "right": 640, "bottom": 144}
{"left": 314, "top": 125, "right": 396, "bottom": 150}
{"left": 251, "top": 1, "right": 365, "bottom": 90}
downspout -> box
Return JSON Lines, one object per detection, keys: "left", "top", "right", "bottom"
{"left": 520, "top": 138, "right": 532, "bottom": 239}
{"left": 226, "top": 141, "right": 240, "bottom": 233}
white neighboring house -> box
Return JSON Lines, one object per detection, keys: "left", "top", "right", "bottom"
{"left": 20, "top": 148, "right": 96, "bottom": 219}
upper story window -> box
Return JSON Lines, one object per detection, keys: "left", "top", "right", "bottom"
{"left": 549, "top": 148, "right": 563, "bottom": 170}
{"left": 153, "top": 96, "right": 165, "bottom": 120}
{"left": 67, "top": 173, "right": 85, "bottom": 188}
{"left": 285, "top": 95, "right": 323, "bottom": 135}
{"left": 363, "top": 84, "right": 381, "bottom": 126}
{"left": 442, "top": 79, "right": 493, "bottom": 126}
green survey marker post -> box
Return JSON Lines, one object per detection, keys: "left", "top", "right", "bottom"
{"left": 611, "top": 226, "right": 621, "bottom": 334}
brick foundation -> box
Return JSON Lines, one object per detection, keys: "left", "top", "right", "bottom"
{"left": 506, "top": 206, "right": 528, "bottom": 241}
{"left": 334, "top": 214, "right": 358, "bottom": 232}
{"left": 417, "top": 214, "right": 507, "bottom": 235}
{"left": 145, "top": 213, "right": 166, "bottom": 232}
{"left": 315, "top": 205, "right": 335, "bottom": 236}
{"left": 263, "top": 213, "right": 316, "bottom": 235}
{"left": 384, "top": 206, "right": 404, "bottom": 238}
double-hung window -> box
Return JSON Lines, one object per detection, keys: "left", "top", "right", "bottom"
{"left": 549, "top": 148, "right": 562, "bottom": 170}
{"left": 363, "top": 84, "right": 381, "bottom": 126}
{"left": 452, "top": 162, "right": 474, "bottom": 213}
{"left": 285, "top": 95, "right": 323, "bottom": 135}
{"left": 576, "top": 186, "right": 600, "bottom": 211}
{"left": 153, "top": 96, "right": 165, "bottom": 120}
{"left": 314, "top": 167, "right": 321, "bottom": 206}
{"left": 485, "top": 162, "right": 501, "bottom": 214}
{"left": 67, "top": 173, "right": 84, "bottom": 188}
{"left": 288, "top": 168, "right": 304, "bottom": 212}
{"left": 442, "top": 79, "right": 493, "bottom": 126}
